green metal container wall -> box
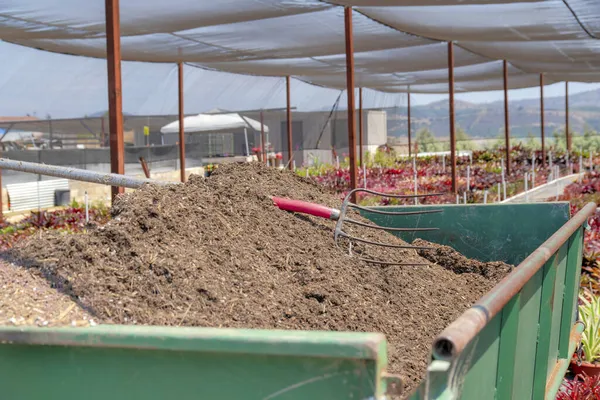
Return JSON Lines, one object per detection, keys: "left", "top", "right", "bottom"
{"left": 363, "top": 202, "right": 592, "bottom": 400}
{"left": 0, "top": 326, "right": 398, "bottom": 400}
{"left": 0, "top": 202, "right": 593, "bottom": 400}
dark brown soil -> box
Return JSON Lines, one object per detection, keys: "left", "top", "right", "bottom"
{"left": 0, "top": 260, "right": 92, "bottom": 327}
{"left": 413, "top": 238, "right": 513, "bottom": 281}
{"left": 6, "top": 162, "right": 511, "bottom": 395}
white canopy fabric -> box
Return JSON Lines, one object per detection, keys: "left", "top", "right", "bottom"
{"left": 1, "top": 1, "right": 599, "bottom": 93}
{"left": 160, "top": 113, "right": 269, "bottom": 134}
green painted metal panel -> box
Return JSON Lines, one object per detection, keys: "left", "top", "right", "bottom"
{"left": 0, "top": 326, "right": 388, "bottom": 400}
{"left": 532, "top": 252, "right": 559, "bottom": 399}
{"left": 547, "top": 244, "right": 569, "bottom": 377}
{"left": 362, "top": 203, "right": 570, "bottom": 265}
{"left": 495, "top": 295, "right": 520, "bottom": 400}
{"left": 559, "top": 228, "right": 585, "bottom": 359}
{"left": 511, "top": 269, "right": 544, "bottom": 400}
{"left": 456, "top": 314, "right": 502, "bottom": 400}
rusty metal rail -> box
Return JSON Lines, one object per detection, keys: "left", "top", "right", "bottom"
{"left": 432, "top": 201, "right": 596, "bottom": 360}
{"left": 0, "top": 158, "right": 177, "bottom": 189}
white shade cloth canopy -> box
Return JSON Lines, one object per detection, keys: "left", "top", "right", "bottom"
{"left": 1, "top": 0, "right": 599, "bottom": 93}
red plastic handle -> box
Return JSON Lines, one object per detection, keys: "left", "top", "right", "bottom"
{"left": 271, "top": 197, "right": 340, "bottom": 220}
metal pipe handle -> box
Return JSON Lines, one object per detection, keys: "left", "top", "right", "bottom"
{"left": 0, "top": 158, "right": 176, "bottom": 189}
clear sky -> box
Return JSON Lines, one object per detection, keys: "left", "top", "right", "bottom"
{"left": 1, "top": 40, "right": 598, "bottom": 118}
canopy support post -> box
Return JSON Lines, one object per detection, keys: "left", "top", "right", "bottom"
{"left": 503, "top": 60, "right": 511, "bottom": 176}
{"left": 540, "top": 74, "right": 546, "bottom": 167}
{"left": 105, "top": 0, "right": 125, "bottom": 202}
{"left": 359, "top": 87, "right": 364, "bottom": 168}
{"left": 566, "top": 81, "right": 571, "bottom": 153}
{"left": 286, "top": 76, "right": 293, "bottom": 170}
{"left": 178, "top": 61, "right": 186, "bottom": 182}
{"left": 408, "top": 87, "right": 412, "bottom": 158}
{"left": 344, "top": 7, "right": 358, "bottom": 202}
{"left": 448, "top": 42, "right": 457, "bottom": 195}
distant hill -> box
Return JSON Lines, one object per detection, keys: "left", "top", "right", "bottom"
{"left": 387, "top": 88, "right": 600, "bottom": 140}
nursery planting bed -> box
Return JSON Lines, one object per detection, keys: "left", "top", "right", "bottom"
{"left": 5, "top": 163, "right": 511, "bottom": 394}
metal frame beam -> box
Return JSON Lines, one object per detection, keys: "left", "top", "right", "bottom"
{"left": 448, "top": 42, "right": 457, "bottom": 194}
{"left": 540, "top": 74, "right": 546, "bottom": 167}
{"left": 178, "top": 61, "right": 186, "bottom": 182}
{"left": 105, "top": 0, "right": 125, "bottom": 201}
{"left": 565, "top": 81, "right": 571, "bottom": 153}
{"left": 503, "top": 60, "right": 511, "bottom": 176}
{"left": 359, "top": 87, "right": 364, "bottom": 168}
{"left": 408, "top": 88, "right": 412, "bottom": 158}
{"left": 286, "top": 76, "right": 293, "bottom": 170}
{"left": 344, "top": 7, "right": 358, "bottom": 201}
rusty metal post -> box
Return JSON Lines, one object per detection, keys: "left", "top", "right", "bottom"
{"left": 344, "top": 6, "right": 358, "bottom": 201}
{"left": 286, "top": 76, "right": 293, "bottom": 170}
{"left": 178, "top": 62, "right": 186, "bottom": 182}
{"left": 105, "top": 0, "right": 125, "bottom": 201}
{"left": 359, "top": 87, "right": 364, "bottom": 168}
{"left": 540, "top": 74, "right": 546, "bottom": 167}
{"left": 566, "top": 81, "right": 571, "bottom": 152}
{"left": 503, "top": 60, "right": 511, "bottom": 176}
{"left": 448, "top": 42, "right": 457, "bottom": 194}
{"left": 408, "top": 88, "right": 412, "bottom": 157}
{"left": 139, "top": 157, "right": 150, "bottom": 179}
{"left": 260, "top": 111, "right": 266, "bottom": 164}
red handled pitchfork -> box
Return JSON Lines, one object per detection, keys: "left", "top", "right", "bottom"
{"left": 271, "top": 188, "right": 443, "bottom": 266}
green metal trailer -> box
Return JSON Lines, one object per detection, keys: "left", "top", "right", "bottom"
{"left": 0, "top": 201, "right": 594, "bottom": 400}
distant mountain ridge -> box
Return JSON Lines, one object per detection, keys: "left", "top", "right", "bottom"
{"left": 387, "top": 88, "right": 600, "bottom": 139}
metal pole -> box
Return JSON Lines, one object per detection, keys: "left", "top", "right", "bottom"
{"left": 260, "top": 110, "right": 266, "bottom": 164}
{"left": 139, "top": 156, "right": 150, "bottom": 179}
{"left": 178, "top": 61, "right": 186, "bottom": 182}
{"left": 408, "top": 87, "right": 412, "bottom": 157}
{"left": 243, "top": 128, "right": 250, "bottom": 156}
{"left": 344, "top": 6, "right": 358, "bottom": 200}
{"left": 48, "top": 118, "right": 54, "bottom": 150}
{"left": 566, "top": 81, "right": 571, "bottom": 153}
{"left": 448, "top": 42, "right": 457, "bottom": 194}
{"left": 105, "top": 0, "right": 125, "bottom": 201}
{"left": 286, "top": 76, "right": 293, "bottom": 170}
{"left": 503, "top": 60, "right": 511, "bottom": 176}
{"left": 540, "top": 74, "right": 546, "bottom": 167}
{"left": 0, "top": 158, "right": 173, "bottom": 189}
{"left": 359, "top": 87, "right": 364, "bottom": 168}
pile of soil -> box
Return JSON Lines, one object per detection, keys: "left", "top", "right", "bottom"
{"left": 7, "top": 162, "right": 512, "bottom": 395}
{"left": 0, "top": 260, "right": 92, "bottom": 327}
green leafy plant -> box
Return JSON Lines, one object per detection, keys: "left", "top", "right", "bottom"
{"left": 579, "top": 291, "right": 600, "bottom": 364}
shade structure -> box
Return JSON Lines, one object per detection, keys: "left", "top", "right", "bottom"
{"left": 2, "top": 1, "right": 600, "bottom": 93}
{"left": 160, "top": 113, "right": 269, "bottom": 135}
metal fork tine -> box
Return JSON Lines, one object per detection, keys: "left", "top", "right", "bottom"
{"left": 358, "top": 258, "right": 431, "bottom": 266}
{"left": 338, "top": 232, "right": 435, "bottom": 250}
{"left": 351, "top": 188, "right": 443, "bottom": 199}
{"left": 350, "top": 204, "right": 443, "bottom": 216}
{"left": 332, "top": 187, "right": 442, "bottom": 265}
{"left": 344, "top": 218, "right": 438, "bottom": 232}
